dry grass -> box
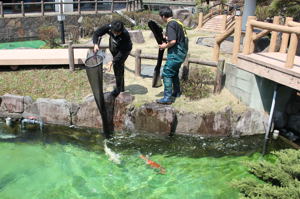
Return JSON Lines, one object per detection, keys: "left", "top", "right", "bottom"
{"left": 0, "top": 29, "right": 247, "bottom": 113}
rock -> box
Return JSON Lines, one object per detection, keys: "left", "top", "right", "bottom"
{"left": 73, "top": 92, "right": 115, "bottom": 129}
{"left": 274, "top": 111, "right": 287, "bottom": 129}
{"left": 0, "top": 94, "right": 32, "bottom": 114}
{"left": 128, "top": 30, "right": 145, "bottom": 43}
{"left": 173, "top": 9, "right": 193, "bottom": 27}
{"left": 128, "top": 103, "right": 176, "bottom": 136}
{"left": 113, "top": 92, "right": 135, "bottom": 130}
{"left": 23, "top": 98, "right": 71, "bottom": 126}
{"left": 287, "top": 114, "right": 300, "bottom": 134}
{"left": 234, "top": 109, "right": 268, "bottom": 136}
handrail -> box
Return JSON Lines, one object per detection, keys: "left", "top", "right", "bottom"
{"left": 243, "top": 16, "right": 300, "bottom": 68}
{"left": 212, "top": 16, "right": 242, "bottom": 62}
{"left": 197, "top": 2, "right": 242, "bottom": 32}
{"left": 0, "top": 0, "right": 142, "bottom": 17}
{"left": 130, "top": 48, "right": 225, "bottom": 94}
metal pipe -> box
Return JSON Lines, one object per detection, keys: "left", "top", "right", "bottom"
{"left": 262, "top": 84, "right": 278, "bottom": 155}
{"left": 21, "top": 119, "right": 44, "bottom": 132}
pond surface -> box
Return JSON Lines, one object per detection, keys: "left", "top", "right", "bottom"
{"left": 0, "top": 121, "right": 288, "bottom": 199}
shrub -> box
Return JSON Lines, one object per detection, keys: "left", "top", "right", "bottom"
{"left": 38, "top": 26, "right": 59, "bottom": 48}
{"left": 232, "top": 149, "right": 300, "bottom": 199}
{"left": 181, "top": 67, "right": 214, "bottom": 100}
{"left": 256, "top": 6, "right": 271, "bottom": 21}
{"left": 81, "top": 15, "right": 111, "bottom": 37}
{"left": 66, "top": 25, "right": 80, "bottom": 43}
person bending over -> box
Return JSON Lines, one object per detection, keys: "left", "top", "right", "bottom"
{"left": 93, "top": 20, "right": 132, "bottom": 97}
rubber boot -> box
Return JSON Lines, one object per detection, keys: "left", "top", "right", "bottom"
{"left": 156, "top": 77, "right": 173, "bottom": 104}
{"left": 111, "top": 75, "right": 124, "bottom": 97}
{"left": 172, "top": 76, "right": 181, "bottom": 98}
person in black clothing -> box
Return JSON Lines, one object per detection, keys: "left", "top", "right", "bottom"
{"left": 93, "top": 20, "right": 132, "bottom": 97}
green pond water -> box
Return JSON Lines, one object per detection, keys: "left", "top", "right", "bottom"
{"left": 0, "top": 121, "right": 287, "bottom": 199}
{"left": 0, "top": 40, "right": 45, "bottom": 49}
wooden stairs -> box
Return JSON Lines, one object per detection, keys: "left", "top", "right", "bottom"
{"left": 201, "top": 15, "right": 230, "bottom": 33}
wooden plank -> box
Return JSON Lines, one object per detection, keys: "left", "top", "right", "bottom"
{"left": 238, "top": 53, "right": 300, "bottom": 78}
{"left": 0, "top": 49, "right": 88, "bottom": 66}
{"left": 237, "top": 53, "right": 300, "bottom": 91}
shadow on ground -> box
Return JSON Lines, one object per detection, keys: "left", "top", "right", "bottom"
{"left": 126, "top": 84, "right": 148, "bottom": 95}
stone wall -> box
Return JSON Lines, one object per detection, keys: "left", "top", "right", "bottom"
{"left": 0, "top": 14, "right": 100, "bottom": 42}
{"left": 0, "top": 93, "right": 269, "bottom": 137}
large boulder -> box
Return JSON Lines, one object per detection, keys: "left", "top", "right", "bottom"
{"left": 173, "top": 8, "right": 193, "bottom": 27}
{"left": 233, "top": 109, "right": 268, "bottom": 136}
{"left": 126, "top": 103, "right": 176, "bottom": 136}
{"left": 175, "top": 107, "right": 232, "bottom": 136}
{"left": 73, "top": 93, "right": 115, "bottom": 128}
{"left": 113, "top": 92, "right": 135, "bottom": 130}
{"left": 23, "top": 98, "right": 72, "bottom": 126}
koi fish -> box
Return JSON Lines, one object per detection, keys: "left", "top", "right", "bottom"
{"left": 139, "top": 155, "right": 166, "bottom": 174}
{"left": 104, "top": 140, "right": 121, "bottom": 165}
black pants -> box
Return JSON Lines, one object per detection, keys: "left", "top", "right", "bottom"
{"left": 110, "top": 50, "right": 130, "bottom": 76}
{"left": 110, "top": 49, "right": 130, "bottom": 94}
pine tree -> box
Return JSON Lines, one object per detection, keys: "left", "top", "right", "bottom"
{"left": 232, "top": 149, "right": 300, "bottom": 199}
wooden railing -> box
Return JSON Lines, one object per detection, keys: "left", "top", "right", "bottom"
{"left": 130, "top": 49, "right": 225, "bottom": 94}
{"left": 212, "top": 16, "right": 242, "bottom": 62}
{"left": 68, "top": 43, "right": 225, "bottom": 93}
{"left": 243, "top": 16, "right": 300, "bottom": 68}
{"left": 0, "top": 0, "right": 142, "bottom": 18}
{"left": 67, "top": 42, "right": 109, "bottom": 71}
{"left": 196, "top": 3, "right": 242, "bottom": 32}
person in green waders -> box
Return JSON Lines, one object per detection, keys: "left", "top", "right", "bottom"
{"left": 156, "top": 6, "right": 188, "bottom": 104}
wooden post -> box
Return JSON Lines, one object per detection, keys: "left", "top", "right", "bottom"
{"left": 111, "top": 0, "right": 114, "bottom": 12}
{"left": 285, "top": 33, "right": 297, "bottom": 68}
{"left": 135, "top": 49, "right": 141, "bottom": 76}
{"left": 232, "top": 16, "right": 242, "bottom": 64}
{"left": 60, "top": 0, "right": 63, "bottom": 15}
{"left": 21, "top": 1, "right": 25, "bottom": 17}
{"left": 181, "top": 54, "right": 190, "bottom": 81}
{"left": 213, "top": 59, "right": 225, "bottom": 94}
{"left": 126, "top": 0, "right": 129, "bottom": 11}
{"left": 213, "top": 41, "right": 221, "bottom": 62}
{"left": 250, "top": 32, "right": 256, "bottom": 53}
{"left": 68, "top": 41, "right": 75, "bottom": 71}
{"left": 269, "top": 16, "right": 280, "bottom": 52}
{"left": 95, "top": 0, "right": 98, "bottom": 14}
{"left": 78, "top": 0, "right": 81, "bottom": 15}
{"left": 221, "top": 15, "right": 227, "bottom": 32}
{"left": 41, "top": 0, "right": 44, "bottom": 16}
{"left": 243, "top": 16, "right": 256, "bottom": 54}
{"left": 133, "top": 0, "right": 136, "bottom": 11}
{"left": 280, "top": 17, "right": 293, "bottom": 53}
{"left": 0, "top": 1, "right": 3, "bottom": 18}
{"left": 198, "top": 12, "right": 203, "bottom": 29}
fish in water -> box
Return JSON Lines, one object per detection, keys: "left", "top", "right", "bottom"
{"left": 139, "top": 155, "right": 166, "bottom": 174}
{"left": 104, "top": 140, "right": 121, "bottom": 165}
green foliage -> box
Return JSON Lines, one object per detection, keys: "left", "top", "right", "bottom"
{"left": 66, "top": 25, "right": 80, "bottom": 43}
{"left": 232, "top": 149, "right": 300, "bottom": 199}
{"left": 269, "top": 0, "right": 300, "bottom": 20}
{"left": 255, "top": 6, "right": 271, "bottom": 21}
{"left": 181, "top": 67, "right": 214, "bottom": 100}
{"left": 81, "top": 15, "right": 111, "bottom": 37}
{"left": 38, "top": 26, "right": 60, "bottom": 48}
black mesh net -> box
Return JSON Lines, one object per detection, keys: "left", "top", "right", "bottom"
{"left": 85, "top": 54, "right": 103, "bottom": 68}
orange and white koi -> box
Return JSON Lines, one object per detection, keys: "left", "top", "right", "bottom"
{"left": 139, "top": 155, "right": 166, "bottom": 174}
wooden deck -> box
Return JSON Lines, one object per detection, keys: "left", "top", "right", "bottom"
{"left": 237, "top": 52, "right": 300, "bottom": 91}
{"left": 0, "top": 49, "right": 89, "bottom": 66}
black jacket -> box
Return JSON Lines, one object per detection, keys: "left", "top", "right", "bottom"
{"left": 93, "top": 24, "right": 132, "bottom": 52}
